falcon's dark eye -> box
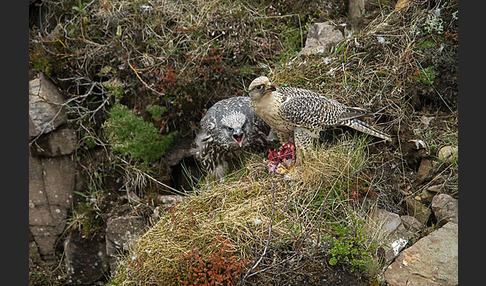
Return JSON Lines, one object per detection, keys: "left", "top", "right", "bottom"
{"left": 227, "top": 127, "right": 234, "bottom": 132}
{"left": 256, "top": 85, "right": 264, "bottom": 90}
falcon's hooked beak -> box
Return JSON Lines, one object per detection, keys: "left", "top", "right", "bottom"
{"left": 233, "top": 129, "right": 245, "bottom": 147}
{"left": 266, "top": 83, "right": 277, "bottom": 92}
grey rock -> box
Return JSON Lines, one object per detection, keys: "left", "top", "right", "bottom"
{"left": 437, "top": 145, "right": 458, "bottom": 164}
{"left": 419, "top": 184, "right": 442, "bottom": 204}
{"left": 400, "top": 215, "right": 422, "bottom": 234}
{"left": 427, "top": 184, "right": 442, "bottom": 193}
{"left": 384, "top": 222, "right": 458, "bottom": 286}
{"left": 105, "top": 216, "right": 144, "bottom": 271}
{"left": 403, "top": 197, "right": 431, "bottom": 225}
{"left": 29, "top": 152, "right": 75, "bottom": 260}
{"left": 431, "top": 193, "right": 458, "bottom": 226}
{"left": 348, "top": 0, "right": 366, "bottom": 25}
{"left": 299, "top": 22, "right": 344, "bottom": 56}
{"left": 371, "top": 208, "right": 401, "bottom": 234}
{"left": 416, "top": 157, "right": 437, "bottom": 183}
{"left": 28, "top": 228, "right": 59, "bottom": 261}
{"left": 31, "top": 127, "right": 77, "bottom": 156}
{"left": 369, "top": 208, "right": 413, "bottom": 265}
{"left": 64, "top": 229, "right": 109, "bottom": 285}
{"left": 29, "top": 73, "right": 67, "bottom": 138}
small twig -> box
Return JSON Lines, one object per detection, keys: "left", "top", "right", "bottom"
{"left": 244, "top": 217, "right": 272, "bottom": 278}
{"left": 245, "top": 253, "right": 298, "bottom": 278}
{"left": 119, "top": 157, "right": 186, "bottom": 196}
{"left": 241, "top": 180, "right": 276, "bottom": 283}
{"left": 126, "top": 57, "right": 165, "bottom": 97}
{"left": 88, "top": 95, "right": 111, "bottom": 123}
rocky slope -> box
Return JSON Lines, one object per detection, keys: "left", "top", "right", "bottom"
{"left": 29, "top": 0, "right": 458, "bottom": 285}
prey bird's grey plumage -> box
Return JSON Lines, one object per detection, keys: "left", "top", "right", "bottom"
{"left": 248, "top": 76, "right": 391, "bottom": 163}
{"left": 195, "top": 96, "right": 271, "bottom": 178}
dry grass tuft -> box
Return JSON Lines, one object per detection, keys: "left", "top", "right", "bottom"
{"left": 111, "top": 136, "right": 380, "bottom": 284}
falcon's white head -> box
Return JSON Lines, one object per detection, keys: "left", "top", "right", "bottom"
{"left": 220, "top": 111, "right": 248, "bottom": 148}
{"left": 248, "top": 76, "right": 277, "bottom": 102}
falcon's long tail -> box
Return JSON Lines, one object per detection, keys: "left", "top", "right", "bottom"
{"left": 343, "top": 118, "right": 392, "bottom": 142}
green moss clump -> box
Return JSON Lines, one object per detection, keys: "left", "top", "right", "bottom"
{"left": 104, "top": 102, "right": 177, "bottom": 163}
{"left": 146, "top": 104, "right": 168, "bottom": 121}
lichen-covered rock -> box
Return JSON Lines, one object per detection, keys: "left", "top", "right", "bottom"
{"left": 30, "top": 127, "right": 77, "bottom": 156}
{"left": 29, "top": 152, "right": 75, "bottom": 260}
{"left": 105, "top": 216, "right": 144, "bottom": 271}
{"left": 29, "top": 73, "right": 67, "bottom": 138}
{"left": 437, "top": 145, "right": 458, "bottom": 164}
{"left": 369, "top": 208, "right": 413, "bottom": 265}
{"left": 158, "top": 195, "right": 185, "bottom": 208}
{"left": 299, "top": 22, "right": 344, "bottom": 56}
{"left": 384, "top": 222, "right": 458, "bottom": 286}
{"left": 64, "top": 229, "right": 109, "bottom": 285}
{"left": 431, "top": 193, "right": 458, "bottom": 226}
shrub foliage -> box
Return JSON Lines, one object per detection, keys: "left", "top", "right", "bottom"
{"left": 104, "top": 102, "right": 177, "bottom": 163}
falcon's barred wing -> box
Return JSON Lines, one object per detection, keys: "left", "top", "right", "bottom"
{"left": 278, "top": 87, "right": 370, "bottom": 129}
